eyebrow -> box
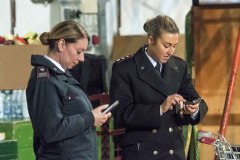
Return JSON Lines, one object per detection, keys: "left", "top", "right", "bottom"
{"left": 162, "top": 41, "right": 178, "bottom": 45}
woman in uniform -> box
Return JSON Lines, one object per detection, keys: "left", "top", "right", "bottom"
{"left": 110, "top": 15, "right": 208, "bottom": 160}
{"left": 26, "top": 20, "right": 111, "bottom": 160}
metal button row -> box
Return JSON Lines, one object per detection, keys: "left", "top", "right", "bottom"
{"left": 152, "top": 150, "right": 174, "bottom": 155}
{"left": 151, "top": 127, "right": 174, "bottom": 133}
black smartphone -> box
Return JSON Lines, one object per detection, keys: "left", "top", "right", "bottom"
{"left": 102, "top": 100, "right": 119, "bottom": 114}
{"left": 184, "top": 98, "right": 202, "bottom": 105}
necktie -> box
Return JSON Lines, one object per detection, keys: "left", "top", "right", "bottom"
{"left": 155, "top": 62, "right": 161, "bottom": 72}
{"left": 155, "top": 62, "right": 163, "bottom": 77}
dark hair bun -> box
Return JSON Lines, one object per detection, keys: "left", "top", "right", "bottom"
{"left": 39, "top": 32, "right": 50, "bottom": 45}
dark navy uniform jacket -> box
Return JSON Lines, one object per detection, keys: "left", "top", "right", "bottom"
{"left": 110, "top": 46, "right": 208, "bottom": 160}
{"left": 26, "top": 55, "right": 97, "bottom": 160}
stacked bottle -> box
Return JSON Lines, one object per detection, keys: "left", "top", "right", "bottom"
{"left": 0, "top": 90, "right": 29, "bottom": 119}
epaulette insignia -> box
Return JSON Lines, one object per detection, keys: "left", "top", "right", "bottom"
{"left": 37, "top": 66, "right": 49, "bottom": 79}
{"left": 116, "top": 54, "right": 134, "bottom": 63}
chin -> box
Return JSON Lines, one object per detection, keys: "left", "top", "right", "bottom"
{"left": 67, "top": 65, "right": 73, "bottom": 69}
{"left": 69, "top": 66, "right": 74, "bottom": 69}
{"left": 71, "top": 63, "right": 77, "bottom": 68}
{"left": 161, "top": 59, "right": 168, "bottom": 64}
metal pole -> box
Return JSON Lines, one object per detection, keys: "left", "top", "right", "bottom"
{"left": 98, "top": 0, "right": 109, "bottom": 56}
{"left": 219, "top": 30, "right": 240, "bottom": 136}
{"left": 10, "top": 0, "right": 16, "bottom": 35}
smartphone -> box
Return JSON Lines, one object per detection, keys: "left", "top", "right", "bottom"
{"left": 184, "top": 98, "right": 202, "bottom": 105}
{"left": 102, "top": 100, "right": 119, "bottom": 114}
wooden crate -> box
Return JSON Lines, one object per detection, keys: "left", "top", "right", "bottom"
{"left": 191, "top": 5, "right": 240, "bottom": 160}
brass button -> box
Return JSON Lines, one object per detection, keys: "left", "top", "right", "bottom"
{"left": 153, "top": 150, "right": 158, "bottom": 155}
{"left": 169, "top": 149, "right": 174, "bottom": 155}
{"left": 152, "top": 129, "right": 157, "bottom": 133}
{"left": 169, "top": 127, "right": 173, "bottom": 132}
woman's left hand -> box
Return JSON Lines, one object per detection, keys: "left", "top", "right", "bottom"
{"left": 181, "top": 103, "right": 199, "bottom": 115}
{"left": 91, "top": 105, "right": 112, "bottom": 127}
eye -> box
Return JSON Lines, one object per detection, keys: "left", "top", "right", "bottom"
{"left": 164, "top": 46, "right": 169, "bottom": 48}
{"left": 77, "top": 50, "right": 82, "bottom": 55}
{"left": 164, "top": 44, "right": 170, "bottom": 49}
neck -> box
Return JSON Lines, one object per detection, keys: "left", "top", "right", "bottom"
{"left": 47, "top": 52, "right": 66, "bottom": 70}
{"left": 47, "top": 52, "right": 60, "bottom": 63}
{"left": 146, "top": 47, "right": 159, "bottom": 62}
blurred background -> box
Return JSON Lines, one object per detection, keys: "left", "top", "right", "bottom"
{"left": 0, "top": 0, "right": 240, "bottom": 160}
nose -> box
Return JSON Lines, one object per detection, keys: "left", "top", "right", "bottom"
{"left": 168, "top": 47, "right": 175, "bottom": 55}
{"left": 77, "top": 53, "right": 85, "bottom": 62}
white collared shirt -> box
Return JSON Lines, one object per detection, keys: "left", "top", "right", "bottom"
{"left": 144, "top": 47, "right": 162, "bottom": 72}
{"left": 44, "top": 55, "right": 65, "bottom": 72}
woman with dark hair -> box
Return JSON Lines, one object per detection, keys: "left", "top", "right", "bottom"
{"left": 26, "top": 20, "right": 111, "bottom": 160}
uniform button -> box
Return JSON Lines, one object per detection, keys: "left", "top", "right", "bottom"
{"left": 68, "top": 97, "right": 71, "bottom": 100}
{"left": 152, "top": 129, "right": 157, "bottom": 133}
{"left": 169, "top": 149, "right": 174, "bottom": 155}
{"left": 169, "top": 127, "right": 173, "bottom": 132}
{"left": 153, "top": 150, "right": 158, "bottom": 155}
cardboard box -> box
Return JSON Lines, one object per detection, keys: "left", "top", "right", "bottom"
{"left": 111, "top": 34, "right": 186, "bottom": 61}
{"left": 0, "top": 45, "right": 47, "bottom": 90}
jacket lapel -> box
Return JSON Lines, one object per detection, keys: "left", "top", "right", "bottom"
{"left": 134, "top": 49, "right": 171, "bottom": 96}
{"left": 162, "top": 57, "right": 182, "bottom": 94}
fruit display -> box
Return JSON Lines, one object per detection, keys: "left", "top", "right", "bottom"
{"left": 0, "top": 32, "right": 40, "bottom": 45}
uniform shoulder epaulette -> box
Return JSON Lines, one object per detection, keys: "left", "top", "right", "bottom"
{"left": 37, "top": 66, "right": 49, "bottom": 79}
{"left": 172, "top": 55, "right": 184, "bottom": 61}
{"left": 116, "top": 54, "right": 135, "bottom": 63}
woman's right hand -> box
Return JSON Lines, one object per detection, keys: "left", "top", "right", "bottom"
{"left": 161, "top": 94, "right": 185, "bottom": 113}
{"left": 91, "top": 105, "right": 112, "bottom": 127}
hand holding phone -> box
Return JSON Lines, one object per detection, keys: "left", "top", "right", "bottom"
{"left": 184, "top": 98, "right": 202, "bottom": 105}
{"left": 102, "top": 100, "right": 119, "bottom": 114}
{"left": 176, "top": 98, "right": 201, "bottom": 117}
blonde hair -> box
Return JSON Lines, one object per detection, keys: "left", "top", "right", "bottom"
{"left": 39, "top": 20, "right": 88, "bottom": 50}
{"left": 143, "top": 15, "right": 179, "bottom": 41}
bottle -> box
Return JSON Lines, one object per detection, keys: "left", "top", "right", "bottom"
{"left": 11, "top": 90, "right": 18, "bottom": 119}
{"left": 21, "top": 90, "right": 29, "bottom": 118}
{"left": 15, "top": 90, "right": 23, "bottom": 119}
{"left": 3, "top": 90, "right": 12, "bottom": 119}
{"left": 0, "top": 91, "right": 3, "bottom": 118}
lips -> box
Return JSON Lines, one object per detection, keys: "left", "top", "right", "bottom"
{"left": 164, "top": 55, "right": 171, "bottom": 59}
{"left": 162, "top": 56, "right": 170, "bottom": 63}
{"left": 73, "top": 61, "right": 79, "bottom": 65}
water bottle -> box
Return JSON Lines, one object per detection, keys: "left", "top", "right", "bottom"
{"left": 11, "top": 90, "right": 18, "bottom": 118}
{"left": 3, "top": 90, "right": 12, "bottom": 119}
{"left": 0, "top": 91, "right": 3, "bottom": 118}
{"left": 14, "top": 90, "right": 23, "bottom": 119}
{"left": 21, "top": 90, "right": 29, "bottom": 118}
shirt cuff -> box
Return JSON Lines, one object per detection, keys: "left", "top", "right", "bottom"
{"left": 160, "top": 105, "right": 164, "bottom": 116}
{"left": 191, "top": 107, "right": 199, "bottom": 119}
